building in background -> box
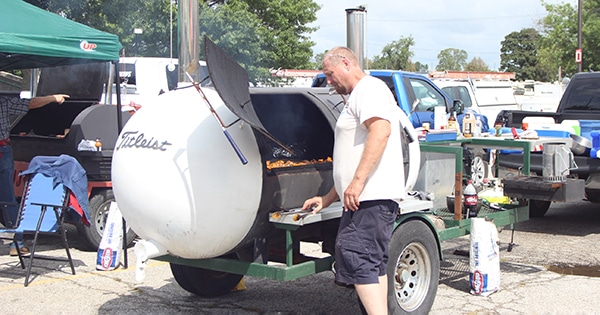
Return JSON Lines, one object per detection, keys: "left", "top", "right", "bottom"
{"left": 269, "top": 68, "right": 321, "bottom": 87}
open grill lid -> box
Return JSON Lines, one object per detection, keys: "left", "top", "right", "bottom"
{"left": 203, "top": 36, "right": 293, "bottom": 155}
{"left": 37, "top": 62, "right": 108, "bottom": 102}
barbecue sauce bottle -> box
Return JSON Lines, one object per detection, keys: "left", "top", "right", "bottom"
{"left": 448, "top": 111, "right": 458, "bottom": 131}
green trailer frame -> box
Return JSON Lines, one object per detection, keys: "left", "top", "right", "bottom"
{"left": 157, "top": 136, "right": 562, "bottom": 282}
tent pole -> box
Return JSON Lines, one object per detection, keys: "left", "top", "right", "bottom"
{"left": 112, "top": 59, "right": 128, "bottom": 269}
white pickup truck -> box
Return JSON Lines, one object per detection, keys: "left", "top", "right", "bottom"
{"left": 433, "top": 79, "right": 520, "bottom": 125}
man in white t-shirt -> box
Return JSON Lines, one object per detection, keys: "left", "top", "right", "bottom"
{"left": 303, "top": 47, "right": 404, "bottom": 314}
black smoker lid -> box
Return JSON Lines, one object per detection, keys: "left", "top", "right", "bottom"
{"left": 204, "top": 36, "right": 293, "bottom": 154}
{"left": 37, "top": 62, "right": 108, "bottom": 101}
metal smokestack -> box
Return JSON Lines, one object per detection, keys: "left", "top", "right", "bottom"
{"left": 345, "top": 6, "right": 367, "bottom": 70}
{"left": 178, "top": 0, "right": 199, "bottom": 82}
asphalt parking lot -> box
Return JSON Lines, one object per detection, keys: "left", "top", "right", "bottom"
{"left": 0, "top": 199, "right": 598, "bottom": 314}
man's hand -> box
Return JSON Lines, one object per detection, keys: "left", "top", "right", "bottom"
{"left": 302, "top": 196, "right": 324, "bottom": 214}
{"left": 302, "top": 186, "right": 339, "bottom": 214}
{"left": 343, "top": 180, "right": 364, "bottom": 211}
{"left": 52, "top": 94, "right": 70, "bottom": 104}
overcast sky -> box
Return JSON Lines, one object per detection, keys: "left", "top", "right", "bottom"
{"left": 310, "top": 0, "right": 577, "bottom": 70}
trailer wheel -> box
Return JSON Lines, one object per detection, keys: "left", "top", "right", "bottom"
{"left": 170, "top": 255, "right": 243, "bottom": 297}
{"left": 76, "top": 189, "right": 137, "bottom": 251}
{"left": 387, "top": 220, "right": 440, "bottom": 315}
{"left": 528, "top": 199, "right": 551, "bottom": 217}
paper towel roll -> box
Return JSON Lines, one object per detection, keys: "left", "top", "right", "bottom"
{"left": 434, "top": 106, "right": 446, "bottom": 129}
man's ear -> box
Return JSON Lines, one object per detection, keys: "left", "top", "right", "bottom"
{"left": 342, "top": 57, "right": 351, "bottom": 70}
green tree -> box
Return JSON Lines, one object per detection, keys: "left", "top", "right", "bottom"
{"left": 24, "top": 0, "right": 320, "bottom": 84}
{"left": 370, "top": 36, "right": 415, "bottom": 70}
{"left": 500, "top": 28, "right": 543, "bottom": 81}
{"left": 198, "top": 1, "right": 268, "bottom": 83}
{"left": 243, "top": 0, "right": 319, "bottom": 70}
{"left": 311, "top": 51, "right": 327, "bottom": 70}
{"left": 414, "top": 61, "right": 429, "bottom": 73}
{"left": 538, "top": 0, "right": 600, "bottom": 77}
{"left": 25, "top": 0, "right": 175, "bottom": 57}
{"left": 464, "top": 57, "right": 490, "bottom": 72}
{"left": 436, "top": 48, "right": 467, "bottom": 71}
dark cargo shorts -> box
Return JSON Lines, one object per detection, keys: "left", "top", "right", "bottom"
{"left": 334, "top": 199, "right": 398, "bottom": 285}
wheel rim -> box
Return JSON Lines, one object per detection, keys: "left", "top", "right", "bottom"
{"left": 471, "top": 155, "right": 486, "bottom": 186}
{"left": 94, "top": 200, "right": 111, "bottom": 237}
{"left": 393, "top": 242, "right": 432, "bottom": 312}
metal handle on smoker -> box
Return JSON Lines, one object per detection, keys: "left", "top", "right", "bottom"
{"left": 223, "top": 129, "right": 248, "bottom": 165}
{"left": 185, "top": 70, "right": 248, "bottom": 165}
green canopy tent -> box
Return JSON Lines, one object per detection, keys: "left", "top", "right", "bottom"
{"left": 0, "top": 0, "right": 122, "bottom": 71}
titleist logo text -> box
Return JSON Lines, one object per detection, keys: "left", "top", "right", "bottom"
{"left": 116, "top": 131, "right": 172, "bottom": 151}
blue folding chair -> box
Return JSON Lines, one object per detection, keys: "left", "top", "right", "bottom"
{"left": 0, "top": 171, "right": 75, "bottom": 286}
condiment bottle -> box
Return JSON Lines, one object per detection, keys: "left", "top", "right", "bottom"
{"left": 462, "top": 110, "right": 475, "bottom": 138}
{"left": 448, "top": 111, "right": 457, "bottom": 130}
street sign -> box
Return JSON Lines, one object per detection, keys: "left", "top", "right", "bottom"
{"left": 575, "top": 48, "right": 582, "bottom": 63}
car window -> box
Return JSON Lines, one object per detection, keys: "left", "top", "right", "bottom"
{"left": 409, "top": 78, "right": 446, "bottom": 112}
{"left": 442, "top": 86, "right": 473, "bottom": 108}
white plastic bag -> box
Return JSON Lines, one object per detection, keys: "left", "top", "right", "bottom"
{"left": 96, "top": 201, "right": 123, "bottom": 270}
{"left": 469, "top": 217, "right": 500, "bottom": 296}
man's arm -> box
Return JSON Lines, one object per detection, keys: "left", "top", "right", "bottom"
{"left": 344, "top": 117, "right": 391, "bottom": 211}
{"left": 29, "top": 94, "right": 69, "bottom": 109}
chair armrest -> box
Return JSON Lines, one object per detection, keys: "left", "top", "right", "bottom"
{"left": 30, "top": 202, "right": 69, "bottom": 209}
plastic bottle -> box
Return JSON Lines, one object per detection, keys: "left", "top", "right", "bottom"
{"left": 464, "top": 179, "right": 478, "bottom": 218}
{"left": 462, "top": 110, "right": 476, "bottom": 138}
{"left": 474, "top": 116, "right": 482, "bottom": 137}
{"left": 448, "top": 111, "right": 458, "bottom": 130}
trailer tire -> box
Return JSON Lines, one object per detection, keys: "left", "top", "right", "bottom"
{"left": 170, "top": 255, "right": 243, "bottom": 297}
{"left": 528, "top": 199, "right": 551, "bottom": 217}
{"left": 76, "top": 189, "right": 137, "bottom": 251}
{"left": 388, "top": 220, "right": 440, "bottom": 315}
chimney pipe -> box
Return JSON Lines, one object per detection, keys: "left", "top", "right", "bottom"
{"left": 345, "top": 6, "right": 367, "bottom": 70}
{"left": 178, "top": 0, "right": 199, "bottom": 82}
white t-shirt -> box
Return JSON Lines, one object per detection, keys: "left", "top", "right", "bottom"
{"left": 333, "top": 75, "right": 406, "bottom": 203}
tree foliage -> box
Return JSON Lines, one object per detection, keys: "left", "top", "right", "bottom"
{"left": 24, "top": 0, "right": 320, "bottom": 84}
{"left": 464, "top": 57, "right": 490, "bottom": 72}
{"left": 413, "top": 61, "right": 429, "bottom": 73}
{"left": 370, "top": 36, "right": 415, "bottom": 70}
{"left": 200, "top": 0, "right": 319, "bottom": 83}
{"left": 499, "top": 28, "right": 553, "bottom": 81}
{"left": 25, "top": 0, "right": 177, "bottom": 57}
{"left": 537, "top": 0, "right": 600, "bottom": 78}
{"left": 436, "top": 48, "right": 467, "bottom": 71}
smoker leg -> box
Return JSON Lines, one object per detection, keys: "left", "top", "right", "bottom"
{"left": 253, "top": 237, "right": 268, "bottom": 264}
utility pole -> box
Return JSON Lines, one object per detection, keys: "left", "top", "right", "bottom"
{"left": 578, "top": 0, "right": 582, "bottom": 73}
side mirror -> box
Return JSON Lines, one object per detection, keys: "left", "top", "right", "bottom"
{"left": 453, "top": 99, "right": 464, "bottom": 115}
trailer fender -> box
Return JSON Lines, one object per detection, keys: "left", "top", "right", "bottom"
{"left": 393, "top": 213, "right": 443, "bottom": 260}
